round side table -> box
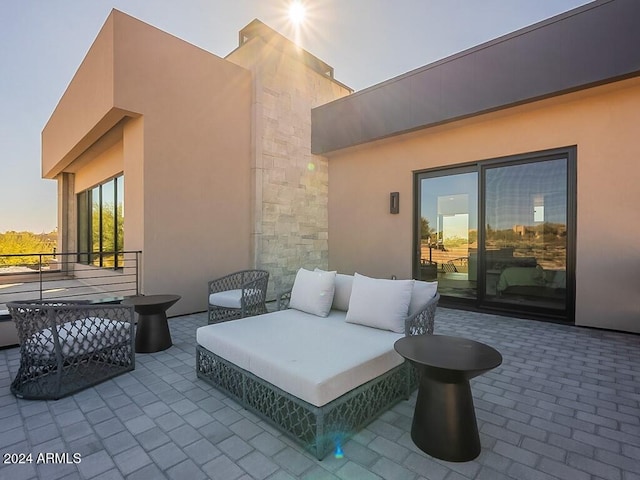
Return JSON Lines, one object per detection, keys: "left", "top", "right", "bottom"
{"left": 122, "top": 294, "right": 181, "bottom": 353}
{"left": 394, "top": 334, "right": 502, "bottom": 462}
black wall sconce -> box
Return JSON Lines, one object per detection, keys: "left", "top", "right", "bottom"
{"left": 390, "top": 192, "right": 399, "bottom": 214}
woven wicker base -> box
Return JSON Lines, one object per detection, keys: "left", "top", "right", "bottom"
{"left": 12, "top": 343, "right": 134, "bottom": 400}
{"left": 8, "top": 302, "right": 135, "bottom": 400}
{"left": 196, "top": 344, "right": 416, "bottom": 460}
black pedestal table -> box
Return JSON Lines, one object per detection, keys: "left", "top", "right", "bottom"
{"left": 122, "top": 294, "right": 181, "bottom": 353}
{"left": 394, "top": 334, "right": 502, "bottom": 462}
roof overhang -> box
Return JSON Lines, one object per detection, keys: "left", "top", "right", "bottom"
{"left": 312, "top": 0, "right": 640, "bottom": 154}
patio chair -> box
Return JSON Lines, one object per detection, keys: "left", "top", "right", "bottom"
{"left": 441, "top": 262, "right": 458, "bottom": 273}
{"left": 207, "top": 269, "right": 269, "bottom": 324}
{"left": 7, "top": 301, "right": 135, "bottom": 400}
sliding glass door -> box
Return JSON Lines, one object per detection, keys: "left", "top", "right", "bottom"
{"left": 416, "top": 169, "right": 478, "bottom": 299}
{"left": 483, "top": 158, "right": 569, "bottom": 312}
{"left": 415, "top": 148, "right": 575, "bottom": 321}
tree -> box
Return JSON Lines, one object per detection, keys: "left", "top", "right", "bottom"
{"left": 0, "top": 231, "right": 57, "bottom": 266}
{"left": 420, "top": 217, "right": 434, "bottom": 241}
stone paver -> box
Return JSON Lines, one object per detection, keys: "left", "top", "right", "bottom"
{"left": 0, "top": 309, "right": 638, "bottom": 479}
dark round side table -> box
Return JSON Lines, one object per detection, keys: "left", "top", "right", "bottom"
{"left": 394, "top": 334, "right": 502, "bottom": 462}
{"left": 122, "top": 294, "right": 181, "bottom": 353}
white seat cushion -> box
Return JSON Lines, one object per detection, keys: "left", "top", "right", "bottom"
{"left": 28, "top": 317, "right": 130, "bottom": 358}
{"left": 209, "top": 289, "right": 262, "bottom": 309}
{"left": 197, "top": 309, "right": 404, "bottom": 407}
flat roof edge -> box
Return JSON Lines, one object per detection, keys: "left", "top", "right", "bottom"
{"left": 312, "top": 0, "right": 640, "bottom": 154}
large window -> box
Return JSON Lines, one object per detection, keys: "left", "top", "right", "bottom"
{"left": 77, "top": 176, "right": 124, "bottom": 268}
{"left": 415, "top": 148, "right": 575, "bottom": 321}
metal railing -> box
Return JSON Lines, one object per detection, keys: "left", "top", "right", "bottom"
{"left": 0, "top": 251, "right": 141, "bottom": 315}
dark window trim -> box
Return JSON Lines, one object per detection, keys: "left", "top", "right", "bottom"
{"left": 77, "top": 174, "right": 124, "bottom": 270}
{"left": 114, "top": 177, "right": 119, "bottom": 259}
{"left": 413, "top": 146, "right": 577, "bottom": 323}
{"left": 412, "top": 164, "right": 478, "bottom": 279}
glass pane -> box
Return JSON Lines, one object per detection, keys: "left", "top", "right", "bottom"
{"left": 418, "top": 172, "right": 478, "bottom": 299}
{"left": 77, "top": 191, "right": 89, "bottom": 264}
{"left": 116, "top": 176, "right": 124, "bottom": 268}
{"left": 91, "top": 186, "right": 101, "bottom": 266}
{"left": 101, "top": 180, "right": 115, "bottom": 267}
{"left": 484, "top": 159, "right": 567, "bottom": 310}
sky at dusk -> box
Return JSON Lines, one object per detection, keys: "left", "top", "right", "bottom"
{"left": 0, "top": 0, "right": 591, "bottom": 233}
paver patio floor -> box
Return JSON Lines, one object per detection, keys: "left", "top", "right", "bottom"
{"left": 0, "top": 307, "right": 638, "bottom": 479}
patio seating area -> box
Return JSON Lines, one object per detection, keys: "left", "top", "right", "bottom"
{"left": 1, "top": 307, "right": 638, "bottom": 480}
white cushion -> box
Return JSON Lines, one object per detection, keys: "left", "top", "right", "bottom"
{"left": 209, "top": 289, "right": 262, "bottom": 308}
{"left": 408, "top": 280, "right": 438, "bottom": 316}
{"left": 196, "top": 309, "right": 404, "bottom": 406}
{"left": 289, "top": 268, "right": 336, "bottom": 317}
{"left": 333, "top": 274, "right": 354, "bottom": 311}
{"left": 28, "top": 317, "right": 130, "bottom": 358}
{"left": 314, "top": 269, "right": 354, "bottom": 311}
{"left": 345, "top": 273, "right": 414, "bottom": 334}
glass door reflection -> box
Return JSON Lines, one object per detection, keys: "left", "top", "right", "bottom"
{"left": 418, "top": 171, "right": 477, "bottom": 299}
{"left": 483, "top": 158, "right": 568, "bottom": 312}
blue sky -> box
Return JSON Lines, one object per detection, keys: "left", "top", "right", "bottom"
{"left": 0, "top": 0, "right": 591, "bottom": 233}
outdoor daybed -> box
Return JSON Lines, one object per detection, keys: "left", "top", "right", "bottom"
{"left": 196, "top": 269, "right": 439, "bottom": 459}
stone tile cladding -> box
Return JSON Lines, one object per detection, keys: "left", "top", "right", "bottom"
{"left": 227, "top": 35, "right": 351, "bottom": 295}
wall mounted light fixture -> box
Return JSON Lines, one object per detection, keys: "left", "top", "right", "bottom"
{"left": 390, "top": 192, "right": 399, "bottom": 214}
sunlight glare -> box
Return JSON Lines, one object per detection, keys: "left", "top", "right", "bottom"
{"left": 288, "top": 1, "right": 306, "bottom": 26}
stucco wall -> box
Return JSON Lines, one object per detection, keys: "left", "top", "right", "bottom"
{"left": 112, "top": 12, "right": 253, "bottom": 315}
{"left": 326, "top": 78, "right": 640, "bottom": 333}
{"left": 74, "top": 139, "right": 123, "bottom": 192}
{"left": 227, "top": 34, "right": 351, "bottom": 293}
{"left": 42, "top": 15, "right": 118, "bottom": 179}
{"left": 43, "top": 10, "right": 253, "bottom": 316}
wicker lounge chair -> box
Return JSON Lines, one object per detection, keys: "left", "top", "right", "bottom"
{"left": 207, "top": 269, "right": 269, "bottom": 324}
{"left": 7, "top": 301, "right": 135, "bottom": 400}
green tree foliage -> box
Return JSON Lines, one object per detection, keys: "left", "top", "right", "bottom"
{"left": 91, "top": 201, "right": 124, "bottom": 268}
{"left": 0, "top": 231, "right": 57, "bottom": 266}
{"left": 468, "top": 229, "right": 478, "bottom": 245}
{"left": 420, "top": 217, "right": 433, "bottom": 240}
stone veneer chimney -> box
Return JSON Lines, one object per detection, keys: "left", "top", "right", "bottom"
{"left": 226, "top": 20, "right": 352, "bottom": 294}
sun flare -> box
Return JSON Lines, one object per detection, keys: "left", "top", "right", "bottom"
{"left": 288, "top": 1, "right": 306, "bottom": 26}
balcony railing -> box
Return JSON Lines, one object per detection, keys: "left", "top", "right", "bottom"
{"left": 0, "top": 251, "right": 141, "bottom": 315}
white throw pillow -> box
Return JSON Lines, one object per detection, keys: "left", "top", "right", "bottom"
{"left": 408, "top": 280, "right": 438, "bottom": 316}
{"left": 332, "top": 274, "right": 354, "bottom": 311}
{"left": 290, "top": 268, "right": 336, "bottom": 317}
{"left": 314, "top": 269, "right": 354, "bottom": 311}
{"left": 345, "top": 273, "right": 414, "bottom": 333}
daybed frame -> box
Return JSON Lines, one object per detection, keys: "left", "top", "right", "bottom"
{"left": 196, "top": 292, "right": 439, "bottom": 459}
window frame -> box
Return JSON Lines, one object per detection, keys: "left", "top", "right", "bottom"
{"left": 414, "top": 146, "right": 576, "bottom": 323}
{"left": 77, "top": 175, "right": 124, "bottom": 269}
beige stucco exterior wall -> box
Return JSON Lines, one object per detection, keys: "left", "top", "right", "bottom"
{"left": 74, "top": 140, "right": 123, "bottom": 192}
{"left": 226, "top": 35, "right": 350, "bottom": 292}
{"left": 42, "top": 14, "right": 125, "bottom": 179}
{"left": 42, "top": 10, "right": 253, "bottom": 315}
{"left": 326, "top": 77, "right": 640, "bottom": 333}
